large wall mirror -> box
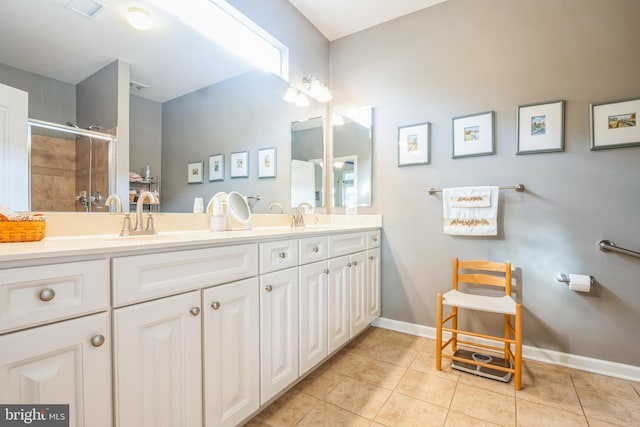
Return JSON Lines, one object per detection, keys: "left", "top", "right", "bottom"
{"left": 0, "top": 0, "right": 328, "bottom": 214}
{"left": 291, "top": 116, "right": 325, "bottom": 209}
{"left": 332, "top": 106, "right": 372, "bottom": 208}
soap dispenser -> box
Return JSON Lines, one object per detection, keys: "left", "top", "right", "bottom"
{"left": 210, "top": 196, "right": 226, "bottom": 232}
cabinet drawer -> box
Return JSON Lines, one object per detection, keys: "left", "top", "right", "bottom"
{"left": 328, "top": 232, "right": 367, "bottom": 258}
{"left": 112, "top": 244, "right": 258, "bottom": 306}
{"left": 299, "top": 236, "right": 328, "bottom": 265}
{"left": 259, "top": 239, "right": 298, "bottom": 274}
{"left": 367, "top": 230, "right": 381, "bottom": 248}
{"left": 0, "top": 260, "right": 109, "bottom": 333}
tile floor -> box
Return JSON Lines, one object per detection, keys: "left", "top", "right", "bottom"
{"left": 245, "top": 326, "right": 640, "bottom": 427}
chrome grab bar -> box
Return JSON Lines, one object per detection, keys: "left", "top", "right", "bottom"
{"left": 598, "top": 240, "right": 640, "bottom": 259}
{"left": 428, "top": 184, "right": 525, "bottom": 195}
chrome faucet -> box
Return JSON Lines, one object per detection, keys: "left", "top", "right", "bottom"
{"left": 104, "top": 194, "right": 123, "bottom": 213}
{"left": 104, "top": 194, "right": 133, "bottom": 236}
{"left": 268, "top": 202, "right": 283, "bottom": 214}
{"left": 292, "top": 202, "right": 313, "bottom": 228}
{"left": 132, "top": 191, "right": 159, "bottom": 235}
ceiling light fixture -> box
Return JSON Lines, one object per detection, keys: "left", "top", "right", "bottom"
{"left": 283, "top": 74, "right": 332, "bottom": 107}
{"left": 127, "top": 7, "right": 152, "bottom": 30}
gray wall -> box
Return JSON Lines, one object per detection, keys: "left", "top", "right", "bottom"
{"left": 331, "top": 0, "right": 640, "bottom": 365}
{"left": 76, "top": 61, "right": 119, "bottom": 130}
{"left": 161, "top": 0, "right": 329, "bottom": 213}
{"left": 130, "top": 95, "right": 162, "bottom": 180}
{"left": 0, "top": 62, "right": 76, "bottom": 123}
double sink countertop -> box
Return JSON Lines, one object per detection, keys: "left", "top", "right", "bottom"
{"left": 0, "top": 212, "right": 382, "bottom": 263}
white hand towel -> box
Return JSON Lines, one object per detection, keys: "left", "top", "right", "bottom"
{"left": 443, "top": 186, "right": 499, "bottom": 236}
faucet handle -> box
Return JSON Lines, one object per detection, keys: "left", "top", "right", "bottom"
{"left": 145, "top": 213, "right": 157, "bottom": 233}
{"left": 119, "top": 213, "right": 132, "bottom": 237}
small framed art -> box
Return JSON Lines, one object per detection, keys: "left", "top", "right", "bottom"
{"left": 517, "top": 100, "right": 565, "bottom": 154}
{"left": 230, "top": 151, "right": 249, "bottom": 178}
{"left": 187, "top": 161, "right": 204, "bottom": 184}
{"left": 258, "top": 147, "right": 276, "bottom": 178}
{"left": 590, "top": 97, "right": 640, "bottom": 150}
{"left": 452, "top": 111, "right": 494, "bottom": 159}
{"left": 398, "top": 122, "right": 430, "bottom": 166}
{"left": 208, "top": 153, "right": 224, "bottom": 181}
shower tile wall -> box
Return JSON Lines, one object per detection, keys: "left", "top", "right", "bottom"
{"left": 31, "top": 135, "right": 77, "bottom": 211}
{"left": 75, "top": 136, "right": 110, "bottom": 212}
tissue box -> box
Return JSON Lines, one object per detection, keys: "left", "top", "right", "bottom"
{"left": 0, "top": 214, "right": 46, "bottom": 243}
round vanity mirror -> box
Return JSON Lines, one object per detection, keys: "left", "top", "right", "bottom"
{"left": 227, "top": 191, "right": 251, "bottom": 225}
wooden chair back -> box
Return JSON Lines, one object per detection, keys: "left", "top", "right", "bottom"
{"left": 452, "top": 258, "right": 512, "bottom": 296}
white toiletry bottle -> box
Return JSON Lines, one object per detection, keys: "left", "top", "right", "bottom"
{"left": 145, "top": 165, "right": 151, "bottom": 181}
{"left": 210, "top": 197, "right": 226, "bottom": 231}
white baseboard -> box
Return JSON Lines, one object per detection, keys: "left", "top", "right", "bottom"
{"left": 371, "top": 317, "right": 640, "bottom": 383}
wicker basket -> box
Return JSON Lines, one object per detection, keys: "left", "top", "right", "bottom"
{"left": 0, "top": 214, "right": 46, "bottom": 243}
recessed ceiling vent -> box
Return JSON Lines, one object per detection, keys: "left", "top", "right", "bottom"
{"left": 130, "top": 80, "right": 150, "bottom": 91}
{"left": 66, "top": 0, "right": 104, "bottom": 19}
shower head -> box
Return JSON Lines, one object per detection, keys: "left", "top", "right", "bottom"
{"left": 66, "top": 121, "right": 80, "bottom": 128}
{"left": 87, "top": 124, "right": 103, "bottom": 131}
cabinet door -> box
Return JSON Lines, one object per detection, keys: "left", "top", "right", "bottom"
{"left": 366, "top": 248, "right": 381, "bottom": 323}
{"left": 349, "top": 251, "right": 368, "bottom": 337}
{"left": 113, "top": 291, "right": 202, "bottom": 427}
{"left": 260, "top": 267, "right": 299, "bottom": 404}
{"left": 0, "top": 312, "right": 111, "bottom": 427}
{"left": 203, "top": 278, "right": 259, "bottom": 427}
{"left": 327, "top": 256, "right": 350, "bottom": 354}
{"left": 299, "top": 261, "right": 328, "bottom": 375}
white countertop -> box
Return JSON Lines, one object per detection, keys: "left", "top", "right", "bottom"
{"left": 0, "top": 213, "right": 382, "bottom": 263}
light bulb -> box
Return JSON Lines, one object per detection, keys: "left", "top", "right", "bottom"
{"left": 127, "top": 7, "right": 152, "bottom": 30}
{"left": 283, "top": 86, "right": 298, "bottom": 103}
{"left": 295, "top": 92, "right": 310, "bottom": 107}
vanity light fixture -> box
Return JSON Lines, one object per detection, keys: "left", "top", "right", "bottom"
{"left": 127, "top": 7, "right": 152, "bottom": 30}
{"left": 283, "top": 74, "right": 331, "bottom": 107}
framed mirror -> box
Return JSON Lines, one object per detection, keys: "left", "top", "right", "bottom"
{"left": 332, "top": 106, "right": 372, "bottom": 208}
{"left": 291, "top": 116, "right": 325, "bottom": 209}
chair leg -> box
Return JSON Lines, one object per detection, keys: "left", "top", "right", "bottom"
{"left": 504, "top": 314, "right": 511, "bottom": 360}
{"left": 451, "top": 306, "right": 458, "bottom": 352}
{"left": 514, "top": 303, "right": 523, "bottom": 390}
{"left": 435, "top": 293, "right": 443, "bottom": 370}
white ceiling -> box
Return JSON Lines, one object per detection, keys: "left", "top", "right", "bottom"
{"left": 0, "top": 0, "right": 447, "bottom": 103}
{"left": 287, "top": 0, "right": 448, "bottom": 41}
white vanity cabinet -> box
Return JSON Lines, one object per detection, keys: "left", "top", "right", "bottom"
{"left": 0, "top": 312, "right": 111, "bottom": 427}
{"left": 202, "top": 277, "right": 259, "bottom": 427}
{"left": 259, "top": 267, "right": 299, "bottom": 404}
{"left": 113, "top": 290, "right": 203, "bottom": 427}
{"left": 366, "top": 247, "right": 382, "bottom": 323}
{"left": 298, "top": 260, "right": 329, "bottom": 375}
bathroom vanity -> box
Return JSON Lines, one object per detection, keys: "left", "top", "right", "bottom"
{"left": 0, "top": 215, "right": 381, "bottom": 427}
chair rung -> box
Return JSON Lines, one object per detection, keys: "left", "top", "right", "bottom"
{"left": 442, "top": 327, "right": 515, "bottom": 344}
{"left": 442, "top": 312, "right": 456, "bottom": 324}
{"left": 441, "top": 337, "right": 454, "bottom": 350}
{"left": 457, "top": 339, "right": 505, "bottom": 354}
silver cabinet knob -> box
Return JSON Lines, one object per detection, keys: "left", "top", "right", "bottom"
{"left": 39, "top": 288, "right": 55, "bottom": 302}
{"left": 324, "top": 269, "right": 329, "bottom": 275}
{"left": 369, "top": 256, "right": 374, "bottom": 260}
{"left": 189, "top": 307, "right": 201, "bottom": 316}
{"left": 265, "top": 285, "right": 273, "bottom": 292}
{"left": 352, "top": 261, "right": 358, "bottom": 266}
{"left": 347, "top": 262, "right": 352, "bottom": 267}
{"left": 312, "top": 247, "right": 319, "bottom": 253}
{"left": 373, "top": 237, "right": 378, "bottom": 242}
{"left": 278, "top": 252, "right": 286, "bottom": 259}
{"left": 90, "top": 335, "right": 105, "bottom": 347}
{"left": 211, "top": 301, "right": 221, "bottom": 310}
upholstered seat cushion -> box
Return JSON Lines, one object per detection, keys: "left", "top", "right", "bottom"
{"left": 442, "top": 289, "right": 516, "bottom": 315}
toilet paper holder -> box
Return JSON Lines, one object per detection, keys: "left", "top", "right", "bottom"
{"left": 556, "top": 273, "right": 593, "bottom": 285}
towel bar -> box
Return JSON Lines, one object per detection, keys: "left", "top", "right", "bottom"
{"left": 428, "top": 184, "right": 525, "bottom": 195}
{"left": 598, "top": 240, "right": 640, "bottom": 259}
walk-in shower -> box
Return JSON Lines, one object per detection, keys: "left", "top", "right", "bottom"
{"left": 28, "top": 119, "right": 116, "bottom": 212}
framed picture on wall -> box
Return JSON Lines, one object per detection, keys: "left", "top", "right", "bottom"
{"left": 452, "top": 111, "right": 495, "bottom": 159}
{"left": 517, "top": 100, "right": 565, "bottom": 154}
{"left": 590, "top": 97, "right": 640, "bottom": 150}
{"left": 258, "top": 147, "right": 276, "bottom": 178}
{"left": 208, "top": 153, "right": 224, "bottom": 181}
{"left": 397, "top": 122, "right": 430, "bottom": 166}
{"left": 230, "top": 151, "right": 249, "bottom": 178}
{"left": 187, "top": 160, "right": 203, "bottom": 184}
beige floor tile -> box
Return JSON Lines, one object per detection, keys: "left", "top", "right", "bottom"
{"left": 457, "top": 371, "right": 515, "bottom": 397}
{"left": 242, "top": 419, "right": 272, "bottom": 427}
{"left": 366, "top": 327, "right": 429, "bottom": 351}
{"left": 516, "top": 375, "right": 582, "bottom": 414}
{"left": 297, "top": 401, "right": 371, "bottom": 427}
{"left": 522, "top": 360, "right": 572, "bottom": 386}
{"left": 576, "top": 388, "right": 640, "bottom": 426}
{"left": 633, "top": 382, "right": 640, "bottom": 395}
{"left": 295, "top": 368, "right": 346, "bottom": 399}
{"left": 445, "top": 411, "right": 502, "bottom": 427}
{"left": 374, "top": 392, "right": 448, "bottom": 427}
{"left": 570, "top": 369, "right": 640, "bottom": 401}
{"left": 515, "top": 399, "right": 587, "bottom": 427}
{"left": 253, "top": 389, "right": 318, "bottom": 427}
{"left": 410, "top": 351, "right": 460, "bottom": 381}
{"left": 586, "top": 417, "right": 628, "bottom": 427}
{"left": 346, "top": 334, "right": 382, "bottom": 355}
{"left": 323, "top": 350, "right": 367, "bottom": 375}
{"left": 324, "top": 377, "right": 392, "bottom": 419}
{"left": 347, "top": 356, "right": 407, "bottom": 389}
{"left": 450, "top": 383, "right": 516, "bottom": 427}
{"left": 368, "top": 340, "right": 419, "bottom": 367}
{"left": 395, "top": 369, "right": 457, "bottom": 408}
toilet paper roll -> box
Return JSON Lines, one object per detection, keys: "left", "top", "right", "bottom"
{"left": 569, "top": 274, "right": 591, "bottom": 292}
